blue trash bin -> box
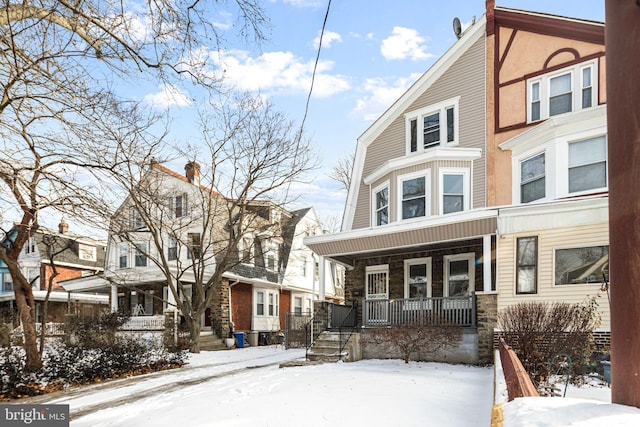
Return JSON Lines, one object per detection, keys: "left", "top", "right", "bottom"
{"left": 233, "top": 332, "right": 245, "bottom": 348}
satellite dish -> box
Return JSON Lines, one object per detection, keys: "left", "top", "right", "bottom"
{"left": 453, "top": 17, "right": 462, "bottom": 39}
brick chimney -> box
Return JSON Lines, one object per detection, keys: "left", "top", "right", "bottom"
{"left": 185, "top": 161, "right": 201, "bottom": 185}
{"left": 58, "top": 218, "right": 69, "bottom": 234}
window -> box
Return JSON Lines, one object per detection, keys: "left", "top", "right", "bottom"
{"left": 555, "top": 245, "right": 608, "bottom": 285}
{"left": 568, "top": 136, "right": 607, "bottom": 193}
{"left": 516, "top": 237, "right": 537, "bottom": 294}
{"left": 301, "top": 257, "right": 307, "bottom": 277}
{"left": 135, "top": 243, "right": 148, "bottom": 267}
{"left": 527, "top": 61, "right": 597, "bottom": 122}
{"left": 173, "top": 194, "right": 187, "bottom": 218}
{"left": 25, "top": 237, "right": 36, "bottom": 254}
{"left": 372, "top": 183, "right": 389, "bottom": 226}
{"left": 256, "top": 289, "right": 278, "bottom": 316}
{"left": 1, "top": 273, "right": 13, "bottom": 292}
{"left": 187, "top": 233, "right": 201, "bottom": 260}
{"left": 444, "top": 253, "right": 475, "bottom": 297}
{"left": 256, "top": 291, "right": 265, "bottom": 315}
{"left": 306, "top": 298, "right": 312, "bottom": 314}
{"left": 399, "top": 174, "right": 427, "bottom": 220}
{"left": 144, "top": 292, "right": 153, "bottom": 316}
{"left": 119, "top": 242, "right": 128, "bottom": 269}
{"left": 520, "top": 153, "right": 545, "bottom": 203}
{"left": 294, "top": 297, "right": 303, "bottom": 315}
{"left": 268, "top": 293, "right": 278, "bottom": 316}
{"left": 440, "top": 170, "right": 469, "bottom": 214}
{"left": 404, "top": 258, "right": 431, "bottom": 299}
{"left": 168, "top": 237, "right": 177, "bottom": 261}
{"left": 131, "top": 208, "right": 144, "bottom": 230}
{"left": 406, "top": 97, "right": 459, "bottom": 153}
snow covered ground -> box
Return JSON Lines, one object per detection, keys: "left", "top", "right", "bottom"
{"left": 27, "top": 346, "right": 640, "bottom": 426}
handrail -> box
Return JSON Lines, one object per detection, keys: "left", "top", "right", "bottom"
{"left": 338, "top": 304, "right": 357, "bottom": 361}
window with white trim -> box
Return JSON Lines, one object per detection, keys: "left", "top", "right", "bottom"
{"left": 118, "top": 242, "right": 128, "bottom": 269}
{"left": 527, "top": 61, "right": 597, "bottom": 123}
{"left": 398, "top": 172, "right": 429, "bottom": 220}
{"left": 255, "top": 289, "right": 279, "bottom": 317}
{"left": 372, "top": 182, "right": 389, "bottom": 226}
{"left": 405, "top": 97, "right": 459, "bottom": 153}
{"left": 404, "top": 258, "right": 432, "bottom": 299}
{"left": 1, "top": 272, "right": 14, "bottom": 292}
{"left": 555, "top": 245, "right": 608, "bottom": 285}
{"left": 366, "top": 265, "right": 389, "bottom": 300}
{"left": 134, "top": 243, "right": 148, "bottom": 267}
{"left": 440, "top": 169, "right": 470, "bottom": 214}
{"left": 443, "top": 253, "right": 475, "bottom": 297}
{"left": 294, "top": 296, "right": 303, "bottom": 315}
{"left": 168, "top": 237, "right": 178, "bottom": 261}
{"left": 516, "top": 237, "right": 537, "bottom": 295}
{"left": 520, "top": 152, "right": 545, "bottom": 203}
{"left": 568, "top": 135, "right": 607, "bottom": 194}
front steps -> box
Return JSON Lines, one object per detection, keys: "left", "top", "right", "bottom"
{"left": 198, "top": 334, "right": 229, "bottom": 351}
{"left": 307, "top": 331, "right": 361, "bottom": 363}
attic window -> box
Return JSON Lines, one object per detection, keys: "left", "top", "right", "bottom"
{"left": 405, "top": 97, "right": 459, "bottom": 154}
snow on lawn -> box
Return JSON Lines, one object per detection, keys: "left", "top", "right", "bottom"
{"left": 70, "top": 347, "right": 494, "bottom": 427}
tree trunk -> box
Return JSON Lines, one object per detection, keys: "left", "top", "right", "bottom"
{"left": 188, "top": 317, "right": 201, "bottom": 353}
{"left": 14, "top": 280, "right": 42, "bottom": 371}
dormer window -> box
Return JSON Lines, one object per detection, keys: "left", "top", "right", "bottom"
{"left": 405, "top": 97, "right": 459, "bottom": 154}
{"left": 527, "top": 60, "right": 597, "bottom": 123}
{"left": 78, "top": 243, "right": 97, "bottom": 262}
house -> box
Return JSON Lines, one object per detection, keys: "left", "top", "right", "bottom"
{"left": 305, "top": 1, "right": 609, "bottom": 364}
{"left": 70, "top": 160, "right": 343, "bottom": 344}
{"left": 0, "top": 220, "right": 108, "bottom": 325}
{"left": 487, "top": 3, "right": 610, "bottom": 346}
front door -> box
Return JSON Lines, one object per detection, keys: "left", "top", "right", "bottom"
{"left": 366, "top": 265, "right": 389, "bottom": 324}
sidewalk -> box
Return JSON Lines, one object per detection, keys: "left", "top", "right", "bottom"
{"left": 19, "top": 346, "right": 306, "bottom": 421}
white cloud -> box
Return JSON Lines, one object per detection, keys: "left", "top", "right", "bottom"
{"left": 282, "top": 0, "right": 324, "bottom": 7}
{"left": 143, "top": 84, "right": 192, "bottom": 108}
{"left": 352, "top": 73, "right": 422, "bottom": 121}
{"left": 313, "top": 30, "right": 342, "bottom": 49}
{"left": 211, "top": 49, "right": 350, "bottom": 98}
{"left": 380, "top": 27, "right": 433, "bottom": 61}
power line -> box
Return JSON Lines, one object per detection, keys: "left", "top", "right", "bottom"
{"left": 300, "top": 0, "right": 333, "bottom": 134}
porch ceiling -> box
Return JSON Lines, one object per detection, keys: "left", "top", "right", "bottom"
{"left": 306, "top": 213, "right": 497, "bottom": 266}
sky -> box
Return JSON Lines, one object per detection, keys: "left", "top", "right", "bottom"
{"left": 27, "top": 345, "right": 639, "bottom": 427}
{"left": 137, "top": 0, "right": 606, "bottom": 228}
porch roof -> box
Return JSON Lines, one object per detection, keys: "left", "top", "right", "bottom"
{"left": 305, "top": 210, "right": 498, "bottom": 265}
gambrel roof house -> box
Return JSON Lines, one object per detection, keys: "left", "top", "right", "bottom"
{"left": 305, "top": 1, "right": 609, "bottom": 364}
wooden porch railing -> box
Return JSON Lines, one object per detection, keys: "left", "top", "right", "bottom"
{"left": 363, "top": 294, "right": 476, "bottom": 327}
{"left": 120, "top": 315, "right": 166, "bottom": 331}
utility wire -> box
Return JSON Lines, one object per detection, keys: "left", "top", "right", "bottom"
{"left": 300, "top": 0, "right": 333, "bottom": 135}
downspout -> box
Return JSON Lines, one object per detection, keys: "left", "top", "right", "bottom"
{"left": 228, "top": 278, "right": 240, "bottom": 336}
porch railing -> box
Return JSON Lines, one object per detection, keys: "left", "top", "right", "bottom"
{"left": 363, "top": 294, "right": 476, "bottom": 328}
{"left": 120, "top": 315, "right": 166, "bottom": 331}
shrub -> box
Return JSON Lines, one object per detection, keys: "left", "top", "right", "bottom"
{"left": 362, "top": 320, "right": 462, "bottom": 363}
{"left": 498, "top": 298, "right": 601, "bottom": 386}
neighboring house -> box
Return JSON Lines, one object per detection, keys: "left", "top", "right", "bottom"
{"left": 487, "top": 3, "right": 610, "bottom": 343}
{"left": 0, "top": 220, "right": 108, "bottom": 324}
{"left": 68, "top": 160, "right": 343, "bottom": 342}
{"left": 305, "top": 2, "right": 609, "bottom": 364}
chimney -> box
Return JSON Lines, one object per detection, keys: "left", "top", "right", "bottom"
{"left": 185, "top": 161, "right": 201, "bottom": 185}
{"left": 58, "top": 218, "right": 69, "bottom": 234}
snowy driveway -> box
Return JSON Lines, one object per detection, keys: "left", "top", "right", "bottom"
{"left": 26, "top": 347, "right": 494, "bottom": 426}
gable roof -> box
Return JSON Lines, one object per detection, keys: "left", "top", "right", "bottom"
{"left": 342, "top": 15, "right": 487, "bottom": 231}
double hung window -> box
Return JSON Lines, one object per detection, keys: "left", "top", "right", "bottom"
{"left": 520, "top": 153, "right": 545, "bottom": 203}
{"left": 568, "top": 136, "right": 607, "bottom": 193}
{"left": 516, "top": 237, "right": 537, "bottom": 294}
{"left": 372, "top": 183, "right": 389, "bottom": 226}
{"left": 400, "top": 175, "right": 427, "bottom": 220}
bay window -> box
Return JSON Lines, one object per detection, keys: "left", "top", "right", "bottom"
{"left": 372, "top": 182, "right": 389, "bottom": 226}
{"left": 520, "top": 153, "right": 545, "bottom": 203}
{"left": 399, "top": 173, "right": 428, "bottom": 220}
{"left": 568, "top": 136, "right": 607, "bottom": 193}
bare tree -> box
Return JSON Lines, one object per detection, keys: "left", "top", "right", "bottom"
{"left": 0, "top": 0, "right": 268, "bottom": 370}
{"left": 103, "top": 94, "right": 317, "bottom": 352}
{"left": 328, "top": 152, "right": 354, "bottom": 192}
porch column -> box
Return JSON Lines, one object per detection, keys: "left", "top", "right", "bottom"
{"left": 110, "top": 283, "right": 118, "bottom": 312}
{"left": 166, "top": 280, "right": 177, "bottom": 311}
{"left": 318, "top": 255, "right": 326, "bottom": 301}
{"left": 483, "top": 235, "right": 493, "bottom": 292}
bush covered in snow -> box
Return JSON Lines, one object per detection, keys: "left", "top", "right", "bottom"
{"left": 0, "top": 313, "right": 187, "bottom": 399}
